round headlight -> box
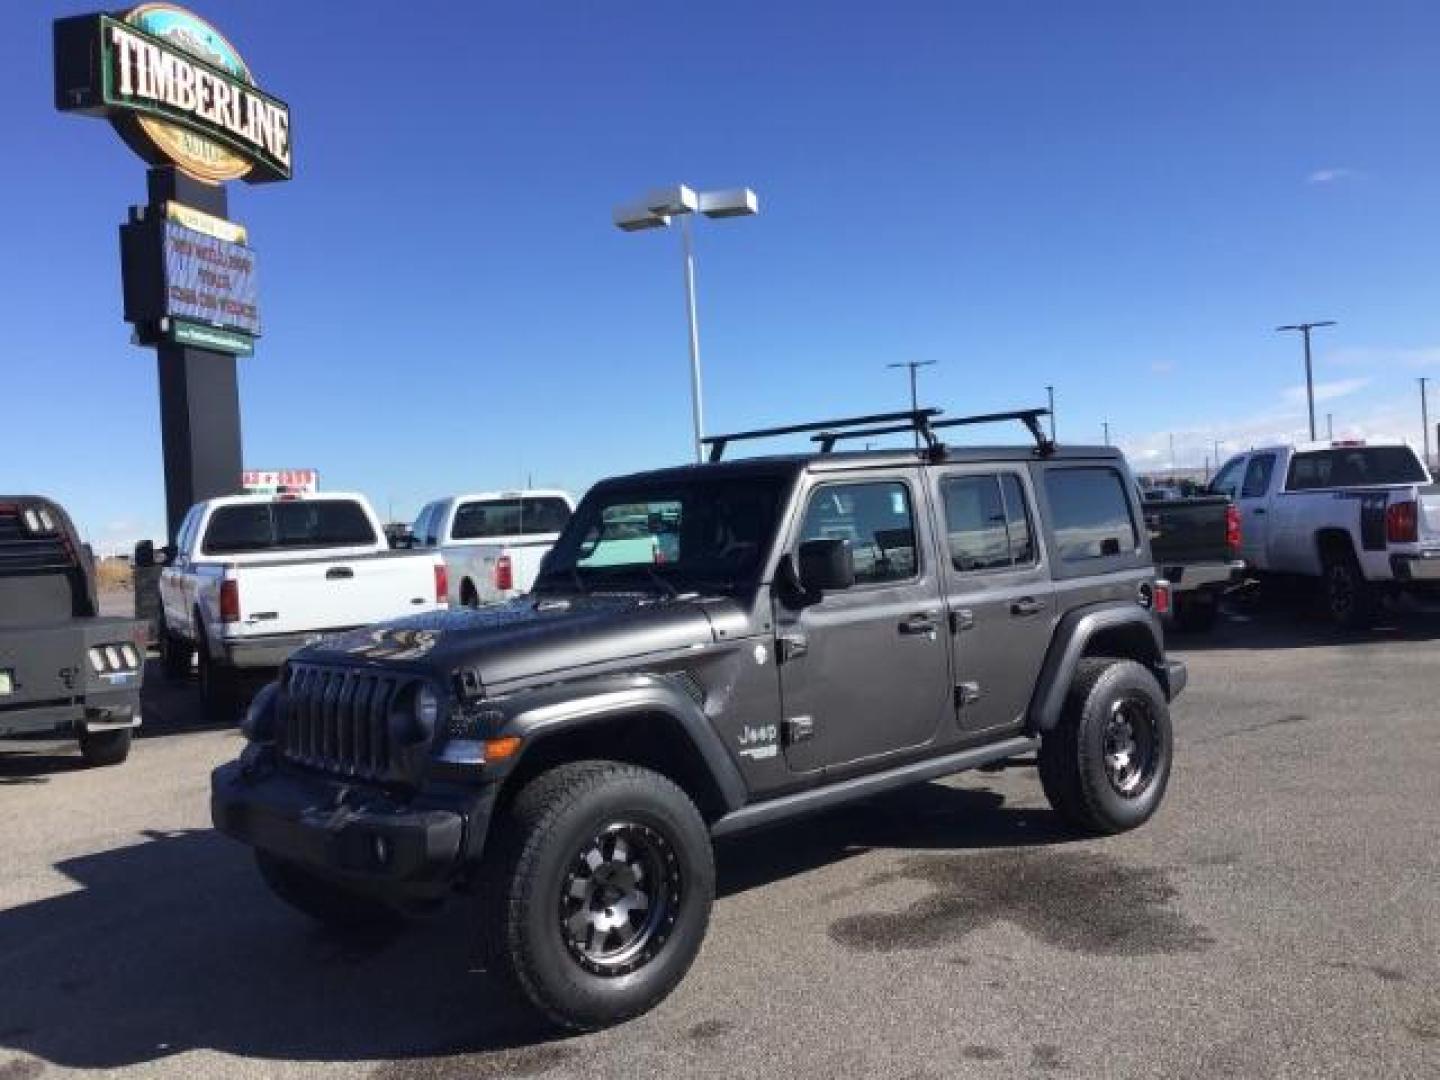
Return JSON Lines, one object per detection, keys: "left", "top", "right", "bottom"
{"left": 415, "top": 685, "right": 440, "bottom": 732}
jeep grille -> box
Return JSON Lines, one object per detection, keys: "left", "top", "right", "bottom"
{"left": 279, "top": 664, "right": 402, "bottom": 780}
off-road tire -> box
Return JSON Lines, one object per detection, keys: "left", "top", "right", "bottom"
{"left": 1039, "top": 659, "right": 1172, "bottom": 835}
{"left": 1172, "top": 593, "right": 1219, "bottom": 633}
{"left": 79, "top": 728, "right": 132, "bottom": 767}
{"left": 478, "top": 760, "right": 714, "bottom": 1032}
{"left": 160, "top": 624, "right": 192, "bottom": 680}
{"left": 255, "top": 851, "right": 404, "bottom": 931}
{"left": 1320, "top": 550, "right": 1375, "bottom": 631}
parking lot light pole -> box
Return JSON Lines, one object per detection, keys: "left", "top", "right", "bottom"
{"left": 1276, "top": 320, "right": 1336, "bottom": 441}
{"left": 1420, "top": 377, "right": 1432, "bottom": 468}
{"left": 614, "top": 185, "right": 760, "bottom": 463}
{"left": 1045, "top": 384, "right": 1056, "bottom": 440}
{"left": 888, "top": 360, "right": 936, "bottom": 447}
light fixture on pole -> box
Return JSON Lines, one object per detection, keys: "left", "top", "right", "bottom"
{"left": 1276, "top": 320, "right": 1337, "bottom": 441}
{"left": 614, "top": 185, "right": 760, "bottom": 463}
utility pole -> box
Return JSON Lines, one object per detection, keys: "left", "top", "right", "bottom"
{"left": 1326, "top": 413, "right": 1334, "bottom": 440}
{"left": 1045, "top": 384, "right": 1056, "bottom": 440}
{"left": 888, "top": 360, "right": 936, "bottom": 447}
{"left": 1276, "top": 320, "right": 1337, "bottom": 441}
{"left": 1102, "top": 421, "right": 1110, "bottom": 446}
{"left": 1168, "top": 432, "right": 1176, "bottom": 472}
{"left": 1421, "top": 377, "right": 1432, "bottom": 469}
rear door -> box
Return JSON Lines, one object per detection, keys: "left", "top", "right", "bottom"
{"left": 931, "top": 466, "right": 1054, "bottom": 735}
{"left": 775, "top": 470, "right": 951, "bottom": 774}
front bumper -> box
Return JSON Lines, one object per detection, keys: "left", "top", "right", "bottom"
{"left": 211, "top": 758, "right": 479, "bottom": 887}
{"left": 220, "top": 632, "right": 347, "bottom": 670}
{"left": 1391, "top": 551, "right": 1440, "bottom": 582}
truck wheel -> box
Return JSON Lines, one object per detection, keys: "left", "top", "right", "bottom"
{"left": 255, "top": 852, "right": 403, "bottom": 932}
{"left": 479, "top": 760, "right": 714, "bottom": 1032}
{"left": 79, "top": 728, "right": 132, "bottom": 767}
{"left": 1321, "top": 552, "right": 1375, "bottom": 630}
{"left": 1039, "top": 659, "right": 1172, "bottom": 835}
{"left": 160, "top": 624, "right": 192, "bottom": 679}
{"left": 1172, "top": 593, "right": 1219, "bottom": 633}
{"left": 199, "top": 647, "right": 244, "bottom": 724}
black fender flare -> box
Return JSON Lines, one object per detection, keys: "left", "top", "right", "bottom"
{"left": 495, "top": 673, "right": 748, "bottom": 813}
{"left": 1026, "top": 602, "right": 1170, "bottom": 733}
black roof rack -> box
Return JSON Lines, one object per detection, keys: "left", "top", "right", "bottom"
{"left": 811, "top": 407, "right": 1055, "bottom": 457}
{"left": 702, "top": 409, "right": 940, "bottom": 462}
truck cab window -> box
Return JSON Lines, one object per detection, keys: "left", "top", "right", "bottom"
{"left": 1209, "top": 457, "right": 1245, "bottom": 498}
{"left": 1241, "top": 454, "right": 1276, "bottom": 498}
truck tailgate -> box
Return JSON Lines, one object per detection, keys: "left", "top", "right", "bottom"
{"left": 225, "top": 552, "right": 439, "bottom": 638}
{"left": 1145, "top": 496, "right": 1234, "bottom": 565}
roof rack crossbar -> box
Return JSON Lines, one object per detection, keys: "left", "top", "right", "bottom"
{"left": 703, "top": 408, "right": 941, "bottom": 462}
{"left": 812, "top": 421, "right": 926, "bottom": 453}
{"left": 928, "top": 408, "right": 1054, "bottom": 454}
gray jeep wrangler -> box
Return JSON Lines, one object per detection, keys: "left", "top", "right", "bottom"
{"left": 213, "top": 408, "right": 1186, "bottom": 1030}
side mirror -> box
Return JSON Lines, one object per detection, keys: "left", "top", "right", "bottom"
{"left": 798, "top": 538, "right": 855, "bottom": 595}
{"left": 160, "top": 544, "right": 177, "bottom": 565}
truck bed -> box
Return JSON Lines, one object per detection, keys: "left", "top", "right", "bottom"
{"left": 1146, "top": 495, "right": 1234, "bottom": 566}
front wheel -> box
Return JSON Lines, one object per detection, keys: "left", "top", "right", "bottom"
{"left": 79, "top": 728, "right": 132, "bottom": 767}
{"left": 479, "top": 761, "right": 714, "bottom": 1032}
{"left": 1039, "top": 659, "right": 1173, "bottom": 835}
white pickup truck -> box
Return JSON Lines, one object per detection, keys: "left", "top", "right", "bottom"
{"left": 159, "top": 492, "right": 447, "bottom": 715}
{"left": 1209, "top": 440, "right": 1440, "bottom": 627}
{"left": 410, "top": 490, "right": 575, "bottom": 607}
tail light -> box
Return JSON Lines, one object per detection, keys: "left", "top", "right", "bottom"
{"left": 1386, "top": 500, "right": 1419, "bottom": 544}
{"left": 219, "top": 579, "right": 240, "bottom": 623}
{"left": 1141, "top": 579, "right": 1172, "bottom": 615}
{"left": 493, "top": 554, "right": 513, "bottom": 592}
{"left": 434, "top": 562, "right": 449, "bottom": 604}
{"left": 1225, "top": 504, "right": 1242, "bottom": 555}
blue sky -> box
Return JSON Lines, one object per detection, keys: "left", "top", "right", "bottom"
{"left": 4, "top": 0, "right": 1440, "bottom": 550}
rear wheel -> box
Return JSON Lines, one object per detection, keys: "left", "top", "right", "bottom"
{"left": 1040, "top": 659, "right": 1173, "bottom": 835}
{"left": 198, "top": 640, "right": 244, "bottom": 724}
{"left": 255, "top": 852, "right": 404, "bottom": 932}
{"left": 79, "top": 728, "right": 132, "bottom": 767}
{"left": 479, "top": 760, "right": 714, "bottom": 1031}
{"left": 1321, "top": 551, "right": 1375, "bottom": 630}
{"left": 160, "top": 623, "right": 192, "bottom": 680}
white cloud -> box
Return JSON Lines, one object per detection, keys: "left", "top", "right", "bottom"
{"left": 1281, "top": 377, "right": 1370, "bottom": 406}
{"left": 1306, "top": 167, "right": 1358, "bottom": 185}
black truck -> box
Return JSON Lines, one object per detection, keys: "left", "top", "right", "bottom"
{"left": 213, "top": 408, "right": 1187, "bottom": 1030}
{"left": 1143, "top": 489, "right": 1244, "bottom": 632}
{"left": 0, "top": 497, "right": 145, "bottom": 766}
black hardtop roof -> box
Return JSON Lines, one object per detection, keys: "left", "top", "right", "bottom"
{"left": 595, "top": 443, "right": 1125, "bottom": 490}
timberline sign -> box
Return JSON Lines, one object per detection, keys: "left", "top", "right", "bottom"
{"left": 55, "top": 4, "right": 291, "bottom": 184}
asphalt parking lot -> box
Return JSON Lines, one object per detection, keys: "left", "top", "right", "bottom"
{"left": 2, "top": 601, "right": 1437, "bottom": 1079}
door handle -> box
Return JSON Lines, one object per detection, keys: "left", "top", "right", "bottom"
{"left": 326, "top": 567, "right": 354, "bottom": 580}
{"left": 898, "top": 614, "right": 938, "bottom": 636}
{"left": 1010, "top": 597, "right": 1047, "bottom": 617}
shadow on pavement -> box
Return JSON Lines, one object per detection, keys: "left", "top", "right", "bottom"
{"left": 0, "top": 780, "right": 1065, "bottom": 1071}
{"left": 1166, "top": 591, "right": 1440, "bottom": 652}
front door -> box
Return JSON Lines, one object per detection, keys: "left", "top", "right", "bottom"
{"left": 775, "top": 472, "right": 951, "bottom": 774}
{"left": 1237, "top": 452, "right": 1278, "bottom": 568}
{"left": 932, "top": 467, "right": 1055, "bottom": 733}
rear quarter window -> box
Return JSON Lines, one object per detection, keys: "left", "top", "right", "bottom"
{"left": 1043, "top": 467, "right": 1139, "bottom": 564}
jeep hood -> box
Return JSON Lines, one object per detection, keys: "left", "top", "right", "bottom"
{"left": 302, "top": 594, "right": 719, "bottom": 686}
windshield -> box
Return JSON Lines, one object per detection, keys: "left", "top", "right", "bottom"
{"left": 535, "top": 476, "right": 790, "bottom": 595}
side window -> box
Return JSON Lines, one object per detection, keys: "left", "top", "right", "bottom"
{"left": 798, "top": 481, "right": 917, "bottom": 585}
{"left": 1241, "top": 453, "right": 1276, "bottom": 498}
{"left": 1044, "top": 467, "right": 1138, "bottom": 563}
{"left": 1209, "top": 456, "right": 1246, "bottom": 498}
{"left": 940, "top": 473, "right": 1037, "bottom": 572}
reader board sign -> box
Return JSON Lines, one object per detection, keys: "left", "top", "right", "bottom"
{"left": 164, "top": 218, "right": 259, "bottom": 336}
{"left": 242, "top": 469, "right": 318, "bottom": 494}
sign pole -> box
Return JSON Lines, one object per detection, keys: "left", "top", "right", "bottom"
{"left": 145, "top": 167, "right": 243, "bottom": 542}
